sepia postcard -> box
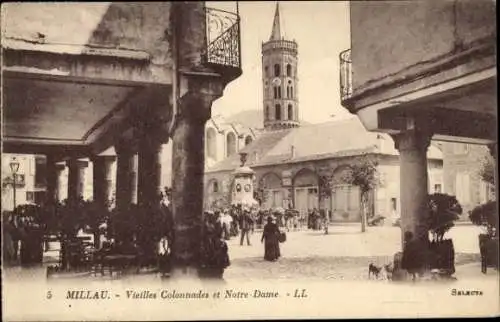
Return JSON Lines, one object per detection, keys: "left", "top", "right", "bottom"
{"left": 1, "top": 1, "right": 499, "bottom": 320}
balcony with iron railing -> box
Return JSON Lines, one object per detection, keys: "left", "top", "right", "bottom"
{"left": 339, "top": 48, "right": 352, "bottom": 102}
{"left": 203, "top": 6, "right": 242, "bottom": 82}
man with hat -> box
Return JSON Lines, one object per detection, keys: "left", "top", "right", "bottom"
{"left": 239, "top": 206, "right": 253, "bottom": 246}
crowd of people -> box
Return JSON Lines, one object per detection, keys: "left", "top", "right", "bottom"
{"left": 203, "top": 204, "right": 288, "bottom": 262}
{"left": 203, "top": 204, "right": 332, "bottom": 262}
{"left": 3, "top": 188, "right": 334, "bottom": 274}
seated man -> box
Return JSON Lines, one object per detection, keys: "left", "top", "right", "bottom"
{"left": 401, "top": 231, "right": 427, "bottom": 281}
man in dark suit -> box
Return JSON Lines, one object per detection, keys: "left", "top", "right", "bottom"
{"left": 239, "top": 208, "right": 253, "bottom": 246}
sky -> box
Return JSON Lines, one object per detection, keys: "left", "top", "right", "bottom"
{"left": 208, "top": 1, "right": 352, "bottom": 124}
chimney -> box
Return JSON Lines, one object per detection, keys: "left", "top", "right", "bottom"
{"left": 290, "top": 145, "right": 296, "bottom": 158}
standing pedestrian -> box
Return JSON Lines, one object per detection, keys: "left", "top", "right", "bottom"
{"left": 230, "top": 206, "right": 239, "bottom": 237}
{"left": 3, "top": 214, "right": 17, "bottom": 263}
{"left": 220, "top": 209, "right": 232, "bottom": 240}
{"left": 261, "top": 216, "right": 281, "bottom": 261}
{"left": 239, "top": 207, "right": 253, "bottom": 246}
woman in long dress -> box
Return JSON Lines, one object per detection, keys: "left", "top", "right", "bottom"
{"left": 261, "top": 216, "right": 281, "bottom": 261}
{"left": 3, "top": 214, "right": 16, "bottom": 262}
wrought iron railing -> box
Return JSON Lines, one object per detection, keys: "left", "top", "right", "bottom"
{"left": 204, "top": 7, "right": 241, "bottom": 68}
{"left": 339, "top": 49, "right": 352, "bottom": 100}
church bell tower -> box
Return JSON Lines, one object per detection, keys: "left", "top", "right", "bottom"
{"left": 262, "top": 2, "right": 299, "bottom": 130}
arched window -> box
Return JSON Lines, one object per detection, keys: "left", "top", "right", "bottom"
{"left": 213, "top": 181, "right": 219, "bottom": 193}
{"left": 286, "top": 86, "right": 290, "bottom": 98}
{"left": 286, "top": 64, "right": 292, "bottom": 77}
{"left": 206, "top": 128, "right": 217, "bottom": 159}
{"left": 265, "top": 105, "right": 270, "bottom": 120}
{"left": 245, "top": 135, "right": 253, "bottom": 146}
{"left": 288, "top": 104, "right": 293, "bottom": 120}
{"left": 290, "top": 86, "right": 294, "bottom": 99}
{"left": 275, "top": 104, "right": 281, "bottom": 120}
{"left": 274, "top": 86, "right": 281, "bottom": 99}
{"left": 226, "top": 132, "right": 236, "bottom": 157}
{"left": 264, "top": 66, "right": 269, "bottom": 77}
{"left": 274, "top": 64, "right": 280, "bottom": 77}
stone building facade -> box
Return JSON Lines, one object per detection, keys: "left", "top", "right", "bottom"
{"left": 2, "top": 2, "right": 243, "bottom": 276}
{"left": 204, "top": 118, "right": 444, "bottom": 222}
{"left": 340, "top": 0, "right": 496, "bottom": 241}
{"left": 204, "top": 115, "right": 256, "bottom": 169}
{"left": 2, "top": 154, "right": 47, "bottom": 210}
{"left": 440, "top": 142, "right": 495, "bottom": 216}
{"left": 262, "top": 3, "right": 299, "bottom": 130}
{"left": 202, "top": 3, "right": 445, "bottom": 222}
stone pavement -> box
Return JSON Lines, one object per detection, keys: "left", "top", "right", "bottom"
{"left": 2, "top": 225, "right": 494, "bottom": 283}
{"left": 3, "top": 225, "right": 499, "bottom": 321}
{"left": 223, "top": 225, "right": 487, "bottom": 281}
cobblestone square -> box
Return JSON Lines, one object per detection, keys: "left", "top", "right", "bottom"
{"left": 222, "top": 224, "right": 488, "bottom": 281}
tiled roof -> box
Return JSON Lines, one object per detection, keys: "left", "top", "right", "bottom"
{"left": 264, "top": 118, "right": 383, "bottom": 158}
{"left": 206, "top": 129, "right": 292, "bottom": 172}
{"left": 209, "top": 115, "right": 253, "bottom": 136}
{"left": 206, "top": 117, "right": 443, "bottom": 173}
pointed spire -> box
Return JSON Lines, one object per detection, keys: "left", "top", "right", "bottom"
{"left": 269, "top": 2, "right": 282, "bottom": 41}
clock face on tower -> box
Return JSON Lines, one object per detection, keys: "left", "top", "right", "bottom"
{"left": 272, "top": 78, "right": 281, "bottom": 86}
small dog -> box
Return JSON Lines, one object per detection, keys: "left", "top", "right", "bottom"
{"left": 369, "top": 263, "right": 394, "bottom": 280}
{"left": 368, "top": 263, "right": 382, "bottom": 279}
{"left": 383, "top": 263, "right": 394, "bottom": 281}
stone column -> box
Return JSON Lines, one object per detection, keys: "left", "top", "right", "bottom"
{"left": 131, "top": 154, "right": 138, "bottom": 204}
{"left": 46, "top": 154, "right": 59, "bottom": 204}
{"left": 171, "top": 81, "right": 224, "bottom": 278}
{"left": 169, "top": 1, "right": 233, "bottom": 278}
{"left": 392, "top": 129, "right": 432, "bottom": 246}
{"left": 92, "top": 156, "right": 116, "bottom": 206}
{"left": 115, "top": 142, "right": 134, "bottom": 208}
{"left": 55, "top": 164, "right": 65, "bottom": 202}
{"left": 67, "top": 158, "right": 88, "bottom": 205}
{"left": 137, "top": 136, "right": 164, "bottom": 207}
{"left": 115, "top": 142, "right": 135, "bottom": 209}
